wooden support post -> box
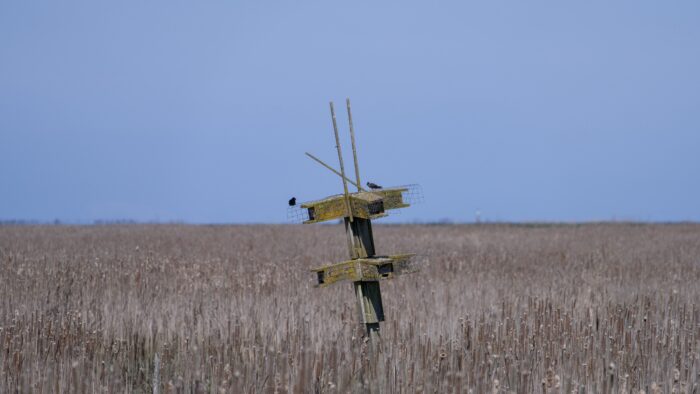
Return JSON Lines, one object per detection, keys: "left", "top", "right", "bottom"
{"left": 357, "top": 281, "right": 383, "bottom": 383}
{"left": 346, "top": 217, "right": 375, "bottom": 258}
{"left": 354, "top": 281, "right": 384, "bottom": 334}
{"left": 345, "top": 99, "right": 384, "bottom": 342}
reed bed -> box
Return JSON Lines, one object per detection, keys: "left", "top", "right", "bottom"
{"left": 0, "top": 223, "right": 699, "bottom": 393}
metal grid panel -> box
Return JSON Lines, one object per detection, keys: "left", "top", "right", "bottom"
{"left": 367, "top": 184, "right": 423, "bottom": 219}
{"left": 287, "top": 205, "right": 310, "bottom": 224}
{"left": 401, "top": 184, "right": 424, "bottom": 205}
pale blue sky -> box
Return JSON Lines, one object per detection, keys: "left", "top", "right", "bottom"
{"left": 1, "top": 1, "right": 698, "bottom": 223}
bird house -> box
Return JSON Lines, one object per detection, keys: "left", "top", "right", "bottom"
{"left": 311, "top": 253, "right": 418, "bottom": 287}
{"left": 293, "top": 99, "right": 422, "bottom": 337}
{"left": 300, "top": 187, "right": 410, "bottom": 224}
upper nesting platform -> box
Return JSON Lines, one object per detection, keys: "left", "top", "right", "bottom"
{"left": 300, "top": 187, "right": 409, "bottom": 224}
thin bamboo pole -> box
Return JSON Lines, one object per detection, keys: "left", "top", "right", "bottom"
{"left": 347, "top": 98, "right": 362, "bottom": 192}
{"left": 304, "top": 152, "right": 367, "bottom": 191}
{"left": 330, "top": 101, "right": 354, "bottom": 223}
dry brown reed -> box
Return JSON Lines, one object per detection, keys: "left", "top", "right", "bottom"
{"left": 1, "top": 223, "right": 699, "bottom": 393}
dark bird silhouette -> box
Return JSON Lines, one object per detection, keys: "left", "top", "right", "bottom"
{"left": 366, "top": 182, "right": 382, "bottom": 190}
{"left": 288, "top": 197, "right": 296, "bottom": 206}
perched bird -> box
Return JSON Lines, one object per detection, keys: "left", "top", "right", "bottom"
{"left": 288, "top": 197, "right": 296, "bottom": 206}
{"left": 366, "top": 182, "right": 383, "bottom": 190}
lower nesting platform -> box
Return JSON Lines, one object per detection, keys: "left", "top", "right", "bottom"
{"left": 310, "top": 254, "right": 418, "bottom": 287}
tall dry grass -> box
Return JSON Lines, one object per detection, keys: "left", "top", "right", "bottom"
{"left": 0, "top": 223, "right": 699, "bottom": 392}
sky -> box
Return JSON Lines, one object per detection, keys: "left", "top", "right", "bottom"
{"left": 1, "top": 1, "right": 699, "bottom": 223}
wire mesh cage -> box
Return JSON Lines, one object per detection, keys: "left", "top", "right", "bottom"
{"left": 400, "top": 184, "right": 424, "bottom": 206}
{"left": 373, "top": 184, "right": 423, "bottom": 219}
{"left": 287, "top": 205, "right": 310, "bottom": 224}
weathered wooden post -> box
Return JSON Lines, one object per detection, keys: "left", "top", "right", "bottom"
{"left": 293, "top": 99, "right": 420, "bottom": 341}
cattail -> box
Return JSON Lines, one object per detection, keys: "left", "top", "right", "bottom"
{"left": 650, "top": 382, "right": 661, "bottom": 394}
{"left": 0, "top": 223, "right": 697, "bottom": 392}
{"left": 153, "top": 353, "right": 160, "bottom": 394}
{"left": 491, "top": 378, "right": 500, "bottom": 394}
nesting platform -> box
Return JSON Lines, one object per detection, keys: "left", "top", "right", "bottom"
{"left": 295, "top": 99, "right": 423, "bottom": 336}
{"left": 311, "top": 254, "right": 417, "bottom": 287}
{"left": 300, "top": 187, "right": 409, "bottom": 224}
